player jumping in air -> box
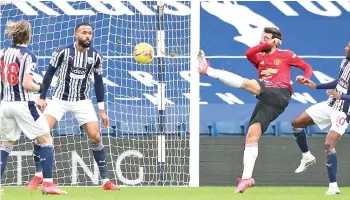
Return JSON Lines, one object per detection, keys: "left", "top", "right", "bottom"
{"left": 198, "top": 27, "right": 313, "bottom": 193}
{"left": 26, "top": 22, "right": 119, "bottom": 191}
{"left": 292, "top": 41, "right": 350, "bottom": 195}
{"left": 0, "top": 20, "right": 67, "bottom": 195}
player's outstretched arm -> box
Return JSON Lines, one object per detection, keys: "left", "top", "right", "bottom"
{"left": 315, "top": 79, "right": 338, "bottom": 89}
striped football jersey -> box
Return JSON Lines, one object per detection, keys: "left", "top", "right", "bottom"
{"left": 0, "top": 45, "right": 37, "bottom": 101}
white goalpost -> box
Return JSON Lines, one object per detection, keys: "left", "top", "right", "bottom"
{"left": 0, "top": 0, "right": 199, "bottom": 187}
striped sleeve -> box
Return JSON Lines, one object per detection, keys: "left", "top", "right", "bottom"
{"left": 94, "top": 52, "right": 103, "bottom": 75}
{"left": 24, "top": 54, "right": 37, "bottom": 74}
{"left": 49, "top": 46, "right": 65, "bottom": 68}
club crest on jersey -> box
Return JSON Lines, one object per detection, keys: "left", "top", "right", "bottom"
{"left": 274, "top": 59, "right": 281, "bottom": 66}
{"left": 261, "top": 68, "right": 278, "bottom": 76}
{"left": 87, "top": 57, "right": 93, "bottom": 64}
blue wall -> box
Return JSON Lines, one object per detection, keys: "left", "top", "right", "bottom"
{"left": 1, "top": 1, "right": 350, "bottom": 126}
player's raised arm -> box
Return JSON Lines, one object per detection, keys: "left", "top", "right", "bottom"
{"left": 245, "top": 43, "right": 269, "bottom": 68}
{"left": 94, "top": 54, "right": 109, "bottom": 128}
{"left": 39, "top": 47, "right": 64, "bottom": 100}
{"left": 288, "top": 51, "right": 313, "bottom": 79}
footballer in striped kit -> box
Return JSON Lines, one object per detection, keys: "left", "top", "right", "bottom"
{"left": 292, "top": 41, "right": 350, "bottom": 195}
{"left": 0, "top": 20, "right": 66, "bottom": 195}
{"left": 27, "top": 22, "right": 119, "bottom": 191}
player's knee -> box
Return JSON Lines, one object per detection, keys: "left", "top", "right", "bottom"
{"left": 36, "top": 133, "right": 53, "bottom": 145}
{"left": 324, "top": 140, "right": 336, "bottom": 150}
{"left": 291, "top": 118, "right": 303, "bottom": 129}
{"left": 89, "top": 132, "right": 101, "bottom": 144}
{"left": 241, "top": 79, "right": 261, "bottom": 96}
{"left": 246, "top": 131, "right": 260, "bottom": 142}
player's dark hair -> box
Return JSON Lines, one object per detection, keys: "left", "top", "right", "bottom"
{"left": 75, "top": 22, "right": 92, "bottom": 32}
{"left": 264, "top": 27, "right": 282, "bottom": 41}
{"left": 5, "top": 20, "right": 31, "bottom": 45}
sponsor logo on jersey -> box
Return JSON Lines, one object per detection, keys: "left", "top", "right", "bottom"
{"left": 70, "top": 67, "right": 87, "bottom": 79}
{"left": 261, "top": 68, "right": 278, "bottom": 76}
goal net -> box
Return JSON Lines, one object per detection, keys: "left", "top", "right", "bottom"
{"left": 0, "top": 0, "right": 199, "bottom": 187}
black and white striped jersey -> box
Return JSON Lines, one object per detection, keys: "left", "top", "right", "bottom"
{"left": 327, "top": 59, "right": 350, "bottom": 113}
{"left": 0, "top": 45, "right": 37, "bottom": 101}
{"left": 44, "top": 43, "right": 103, "bottom": 101}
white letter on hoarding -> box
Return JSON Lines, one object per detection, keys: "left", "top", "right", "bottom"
{"left": 143, "top": 93, "right": 175, "bottom": 105}
{"left": 216, "top": 93, "right": 244, "bottom": 104}
{"left": 101, "top": 0, "right": 134, "bottom": 15}
{"left": 183, "top": 93, "right": 208, "bottom": 105}
{"left": 129, "top": 71, "right": 158, "bottom": 87}
{"left": 71, "top": 151, "right": 99, "bottom": 185}
{"left": 291, "top": 93, "right": 317, "bottom": 104}
{"left": 313, "top": 71, "right": 335, "bottom": 84}
{"left": 129, "top": 1, "right": 155, "bottom": 15}
{"left": 115, "top": 150, "right": 144, "bottom": 185}
{"left": 13, "top": 1, "right": 60, "bottom": 16}
{"left": 179, "top": 71, "right": 211, "bottom": 86}
{"left": 51, "top": 0, "right": 95, "bottom": 15}
{"left": 297, "top": 0, "right": 341, "bottom": 17}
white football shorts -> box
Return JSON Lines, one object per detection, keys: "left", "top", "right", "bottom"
{"left": 306, "top": 101, "right": 348, "bottom": 136}
{"left": 44, "top": 99, "right": 98, "bottom": 126}
{"left": 0, "top": 101, "right": 50, "bottom": 141}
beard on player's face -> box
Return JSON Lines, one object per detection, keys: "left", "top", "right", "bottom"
{"left": 261, "top": 47, "right": 272, "bottom": 53}
{"left": 78, "top": 38, "right": 91, "bottom": 48}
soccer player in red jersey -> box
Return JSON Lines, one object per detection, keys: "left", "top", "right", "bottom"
{"left": 198, "top": 27, "right": 313, "bottom": 193}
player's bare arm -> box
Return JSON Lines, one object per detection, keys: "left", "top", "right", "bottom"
{"left": 22, "top": 74, "right": 44, "bottom": 93}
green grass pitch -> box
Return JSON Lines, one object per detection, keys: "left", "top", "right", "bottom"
{"left": 2, "top": 186, "right": 350, "bottom": 200}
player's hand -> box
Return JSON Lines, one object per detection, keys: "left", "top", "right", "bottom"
{"left": 295, "top": 75, "right": 306, "bottom": 84}
{"left": 326, "top": 89, "right": 341, "bottom": 100}
{"left": 98, "top": 110, "right": 109, "bottom": 128}
{"left": 36, "top": 99, "right": 46, "bottom": 111}
{"left": 299, "top": 77, "right": 317, "bottom": 89}
{"left": 267, "top": 38, "right": 281, "bottom": 47}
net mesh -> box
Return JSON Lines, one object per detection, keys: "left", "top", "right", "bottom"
{"left": 0, "top": 0, "right": 191, "bottom": 186}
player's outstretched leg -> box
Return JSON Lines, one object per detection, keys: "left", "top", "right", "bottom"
{"left": 84, "top": 122, "right": 120, "bottom": 190}
{"left": 27, "top": 139, "right": 43, "bottom": 190}
{"left": 325, "top": 131, "right": 341, "bottom": 195}
{"left": 198, "top": 50, "right": 261, "bottom": 96}
{"left": 36, "top": 133, "right": 67, "bottom": 195}
{"left": 291, "top": 112, "right": 316, "bottom": 173}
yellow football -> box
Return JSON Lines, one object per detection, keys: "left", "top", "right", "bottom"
{"left": 133, "top": 43, "right": 155, "bottom": 64}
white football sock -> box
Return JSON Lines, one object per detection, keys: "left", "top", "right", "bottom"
{"left": 302, "top": 151, "right": 311, "bottom": 158}
{"left": 329, "top": 182, "right": 338, "bottom": 188}
{"left": 35, "top": 172, "right": 43, "bottom": 177}
{"left": 206, "top": 67, "right": 244, "bottom": 88}
{"left": 102, "top": 178, "right": 110, "bottom": 185}
{"left": 242, "top": 142, "right": 258, "bottom": 179}
{"left": 43, "top": 178, "right": 53, "bottom": 183}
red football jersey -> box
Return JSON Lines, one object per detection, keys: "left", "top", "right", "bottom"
{"left": 246, "top": 43, "right": 312, "bottom": 90}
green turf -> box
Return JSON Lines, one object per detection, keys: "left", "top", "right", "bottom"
{"left": 1, "top": 187, "right": 350, "bottom": 200}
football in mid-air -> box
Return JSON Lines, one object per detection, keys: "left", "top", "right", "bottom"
{"left": 133, "top": 43, "right": 154, "bottom": 64}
